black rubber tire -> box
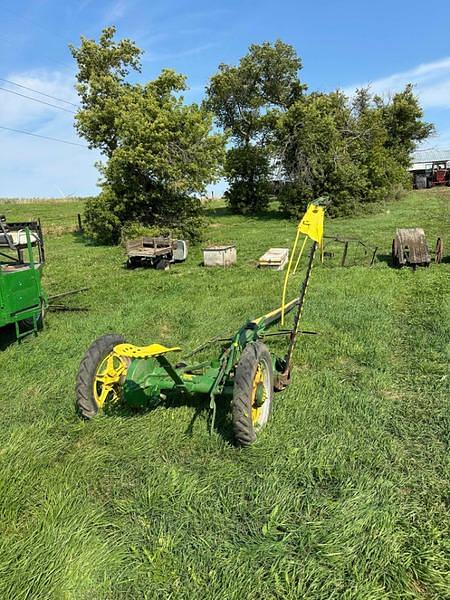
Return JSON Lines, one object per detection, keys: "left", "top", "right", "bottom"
{"left": 75, "top": 333, "right": 125, "bottom": 419}
{"left": 415, "top": 175, "right": 427, "bottom": 190}
{"left": 126, "top": 257, "right": 140, "bottom": 269}
{"left": 231, "top": 341, "right": 274, "bottom": 447}
{"left": 155, "top": 258, "right": 170, "bottom": 270}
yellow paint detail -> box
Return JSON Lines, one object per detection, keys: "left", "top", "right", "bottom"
{"left": 93, "top": 352, "right": 129, "bottom": 408}
{"left": 251, "top": 365, "right": 266, "bottom": 426}
{"left": 298, "top": 204, "right": 324, "bottom": 245}
{"left": 113, "top": 343, "right": 181, "bottom": 359}
{"left": 292, "top": 235, "right": 308, "bottom": 276}
{"left": 280, "top": 203, "right": 325, "bottom": 325}
{"left": 251, "top": 297, "right": 298, "bottom": 325}
{"left": 281, "top": 227, "right": 301, "bottom": 326}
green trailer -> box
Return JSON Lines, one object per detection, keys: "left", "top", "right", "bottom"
{"left": 0, "top": 216, "right": 47, "bottom": 340}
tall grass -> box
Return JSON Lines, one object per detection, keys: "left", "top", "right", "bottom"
{"left": 0, "top": 191, "right": 449, "bottom": 598}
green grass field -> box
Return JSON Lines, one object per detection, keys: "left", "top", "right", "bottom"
{"left": 0, "top": 191, "right": 449, "bottom": 599}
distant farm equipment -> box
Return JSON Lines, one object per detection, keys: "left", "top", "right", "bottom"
{"left": 412, "top": 160, "right": 450, "bottom": 189}
{"left": 126, "top": 236, "right": 188, "bottom": 270}
{"left": 0, "top": 215, "right": 89, "bottom": 342}
{"left": 391, "top": 228, "right": 445, "bottom": 268}
{"left": 0, "top": 216, "right": 46, "bottom": 340}
{"left": 392, "top": 228, "right": 430, "bottom": 268}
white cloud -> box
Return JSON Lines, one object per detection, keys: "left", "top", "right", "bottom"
{"left": 0, "top": 70, "right": 78, "bottom": 126}
{"left": 143, "top": 43, "right": 218, "bottom": 63}
{"left": 0, "top": 69, "right": 100, "bottom": 197}
{"left": 103, "top": 0, "right": 132, "bottom": 25}
{"left": 344, "top": 56, "right": 450, "bottom": 109}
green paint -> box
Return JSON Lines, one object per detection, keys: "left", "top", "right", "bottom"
{"left": 0, "top": 224, "right": 47, "bottom": 339}
{"left": 120, "top": 292, "right": 304, "bottom": 423}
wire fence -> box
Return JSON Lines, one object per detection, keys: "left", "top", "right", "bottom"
{"left": 0, "top": 198, "right": 88, "bottom": 235}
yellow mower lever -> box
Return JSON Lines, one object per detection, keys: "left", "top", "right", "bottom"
{"left": 113, "top": 343, "right": 181, "bottom": 359}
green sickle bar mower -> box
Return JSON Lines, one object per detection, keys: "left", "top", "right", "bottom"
{"left": 75, "top": 202, "right": 325, "bottom": 446}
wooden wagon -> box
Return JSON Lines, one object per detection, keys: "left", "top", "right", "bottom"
{"left": 125, "top": 236, "right": 188, "bottom": 270}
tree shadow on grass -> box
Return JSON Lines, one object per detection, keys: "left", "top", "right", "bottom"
{"left": 70, "top": 230, "right": 108, "bottom": 247}
{"left": 203, "top": 203, "right": 288, "bottom": 222}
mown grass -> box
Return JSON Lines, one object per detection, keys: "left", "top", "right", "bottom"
{"left": 0, "top": 191, "right": 449, "bottom": 599}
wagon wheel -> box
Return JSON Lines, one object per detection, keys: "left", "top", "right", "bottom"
{"left": 155, "top": 258, "right": 170, "bottom": 271}
{"left": 76, "top": 334, "right": 130, "bottom": 418}
{"left": 391, "top": 238, "right": 399, "bottom": 267}
{"left": 126, "top": 256, "right": 140, "bottom": 269}
{"left": 231, "top": 341, "right": 274, "bottom": 447}
{"left": 435, "top": 237, "right": 444, "bottom": 264}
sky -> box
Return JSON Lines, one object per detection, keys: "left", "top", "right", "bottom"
{"left": 1, "top": 0, "right": 450, "bottom": 197}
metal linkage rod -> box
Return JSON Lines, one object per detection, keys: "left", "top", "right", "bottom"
{"left": 283, "top": 240, "right": 318, "bottom": 374}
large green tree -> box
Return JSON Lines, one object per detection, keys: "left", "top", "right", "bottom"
{"left": 71, "top": 27, "right": 225, "bottom": 243}
{"left": 276, "top": 86, "right": 433, "bottom": 217}
{"left": 205, "top": 40, "right": 305, "bottom": 214}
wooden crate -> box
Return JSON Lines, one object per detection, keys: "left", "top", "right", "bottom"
{"left": 258, "top": 248, "right": 289, "bottom": 270}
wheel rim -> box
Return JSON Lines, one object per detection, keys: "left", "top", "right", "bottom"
{"left": 251, "top": 362, "right": 271, "bottom": 428}
{"left": 93, "top": 352, "right": 128, "bottom": 408}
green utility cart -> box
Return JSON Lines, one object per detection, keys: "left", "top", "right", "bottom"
{"left": 0, "top": 216, "right": 47, "bottom": 340}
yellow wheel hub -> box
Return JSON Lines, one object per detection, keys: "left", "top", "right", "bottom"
{"left": 93, "top": 352, "right": 129, "bottom": 408}
{"left": 251, "top": 364, "right": 266, "bottom": 426}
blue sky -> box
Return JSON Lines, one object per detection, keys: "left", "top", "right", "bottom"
{"left": 1, "top": 0, "right": 450, "bottom": 197}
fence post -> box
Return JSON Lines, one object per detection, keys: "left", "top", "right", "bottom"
{"left": 341, "top": 241, "right": 349, "bottom": 266}
{"left": 77, "top": 213, "right": 83, "bottom": 232}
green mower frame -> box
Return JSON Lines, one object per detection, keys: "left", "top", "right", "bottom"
{"left": 76, "top": 240, "right": 319, "bottom": 447}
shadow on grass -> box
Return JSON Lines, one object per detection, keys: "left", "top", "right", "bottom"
{"left": 203, "top": 203, "right": 288, "bottom": 222}
{"left": 374, "top": 253, "right": 395, "bottom": 267}
{"left": 377, "top": 252, "right": 448, "bottom": 267}
{"left": 0, "top": 324, "right": 18, "bottom": 351}
{"left": 0, "top": 323, "right": 41, "bottom": 351}
{"left": 104, "top": 390, "right": 234, "bottom": 444}
{"left": 70, "top": 230, "right": 108, "bottom": 247}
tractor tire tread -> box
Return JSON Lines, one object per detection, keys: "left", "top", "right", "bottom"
{"left": 75, "top": 333, "right": 124, "bottom": 419}
{"left": 232, "top": 342, "right": 273, "bottom": 447}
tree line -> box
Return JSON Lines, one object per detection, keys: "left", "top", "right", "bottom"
{"left": 71, "top": 27, "right": 433, "bottom": 243}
